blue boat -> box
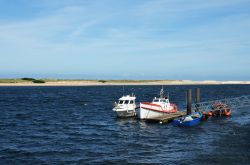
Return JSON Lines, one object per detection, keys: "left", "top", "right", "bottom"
{"left": 172, "top": 112, "right": 202, "bottom": 127}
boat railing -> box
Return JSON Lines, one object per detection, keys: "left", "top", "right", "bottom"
{"left": 192, "top": 94, "right": 250, "bottom": 112}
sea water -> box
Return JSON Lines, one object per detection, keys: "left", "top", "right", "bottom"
{"left": 0, "top": 85, "right": 250, "bottom": 164}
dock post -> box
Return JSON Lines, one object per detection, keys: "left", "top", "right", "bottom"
{"left": 187, "top": 89, "right": 192, "bottom": 115}
{"left": 195, "top": 88, "right": 200, "bottom": 112}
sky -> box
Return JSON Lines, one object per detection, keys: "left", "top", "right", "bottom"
{"left": 0, "top": 0, "right": 250, "bottom": 80}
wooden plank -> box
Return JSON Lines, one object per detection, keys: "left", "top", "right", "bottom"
{"left": 145, "top": 111, "right": 187, "bottom": 123}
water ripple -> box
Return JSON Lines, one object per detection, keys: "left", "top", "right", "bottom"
{"left": 0, "top": 85, "right": 250, "bottom": 164}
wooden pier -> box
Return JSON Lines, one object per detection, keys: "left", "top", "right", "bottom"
{"left": 145, "top": 111, "right": 186, "bottom": 124}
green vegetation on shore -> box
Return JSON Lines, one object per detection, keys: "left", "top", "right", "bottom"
{"left": 0, "top": 78, "right": 179, "bottom": 84}
{"left": 32, "top": 79, "right": 46, "bottom": 83}
{"left": 0, "top": 78, "right": 46, "bottom": 84}
{"left": 0, "top": 79, "right": 27, "bottom": 83}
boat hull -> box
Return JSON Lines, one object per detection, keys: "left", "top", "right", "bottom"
{"left": 172, "top": 112, "right": 202, "bottom": 127}
{"left": 172, "top": 117, "right": 201, "bottom": 126}
{"left": 137, "top": 107, "right": 172, "bottom": 119}
{"left": 113, "top": 108, "right": 136, "bottom": 117}
{"left": 137, "top": 102, "right": 178, "bottom": 119}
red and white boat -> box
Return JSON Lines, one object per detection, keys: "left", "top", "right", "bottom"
{"left": 137, "top": 88, "right": 178, "bottom": 119}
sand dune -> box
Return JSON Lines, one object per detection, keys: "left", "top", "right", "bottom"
{"left": 0, "top": 80, "right": 250, "bottom": 86}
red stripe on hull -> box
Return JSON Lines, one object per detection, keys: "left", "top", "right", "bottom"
{"left": 140, "top": 106, "right": 177, "bottom": 113}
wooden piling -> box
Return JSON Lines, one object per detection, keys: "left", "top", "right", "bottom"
{"left": 195, "top": 88, "right": 200, "bottom": 112}
{"left": 187, "top": 89, "right": 192, "bottom": 115}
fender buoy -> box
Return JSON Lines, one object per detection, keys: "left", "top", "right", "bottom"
{"left": 208, "top": 111, "right": 213, "bottom": 116}
{"left": 223, "top": 109, "right": 231, "bottom": 116}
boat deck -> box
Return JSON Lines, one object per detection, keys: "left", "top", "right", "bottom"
{"left": 145, "top": 111, "right": 187, "bottom": 124}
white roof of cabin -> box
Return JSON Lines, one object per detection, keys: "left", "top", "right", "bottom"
{"left": 119, "top": 95, "right": 136, "bottom": 100}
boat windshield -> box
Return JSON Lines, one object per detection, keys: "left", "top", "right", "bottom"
{"left": 153, "top": 99, "right": 168, "bottom": 103}
{"left": 118, "top": 100, "right": 124, "bottom": 104}
{"left": 124, "top": 100, "right": 129, "bottom": 104}
{"left": 130, "top": 100, "right": 134, "bottom": 104}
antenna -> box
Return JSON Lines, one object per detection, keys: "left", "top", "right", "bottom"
{"left": 160, "top": 86, "right": 164, "bottom": 98}
{"left": 122, "top": 85, "right": 124, "bottom": 96}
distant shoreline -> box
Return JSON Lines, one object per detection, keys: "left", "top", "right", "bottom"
{"left": 0, "top": 79, "right": 250, "bottom": 86}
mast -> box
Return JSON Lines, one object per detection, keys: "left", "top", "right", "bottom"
{"left": 160, "top": 86, "right": 164, "bottom": 98}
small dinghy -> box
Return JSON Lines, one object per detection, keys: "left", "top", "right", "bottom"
{"left": 203, "top": 102, "right": 231, "bottom": 117}
{"left": 211, "top": 102, "right": 231, "bottom": 116}
{"left": 172, "top": 112, "right": 202, "bottom": 127}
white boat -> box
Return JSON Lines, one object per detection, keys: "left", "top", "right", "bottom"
{"left": 137, "top": 88, "right": 178, "bottom": 119}
{"left": 113, "top": 94, "right": 137, "bottom": 117}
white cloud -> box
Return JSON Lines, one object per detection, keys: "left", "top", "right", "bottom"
{"left": 0, "top": 0, "right": 250, "bottom": 79}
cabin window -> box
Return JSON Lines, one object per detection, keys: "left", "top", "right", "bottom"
{"left": 130, "top": 100, "right": 134, "bottom": 104}
{"left": 118, "top": 100, "right": 124, "bottom": 104}
{"left": 124, "top": 100, "right": 129, "bottom": 104}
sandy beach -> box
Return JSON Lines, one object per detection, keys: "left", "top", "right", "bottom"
{"left": 0, "top": 80, "right": 250, "bottom": 86}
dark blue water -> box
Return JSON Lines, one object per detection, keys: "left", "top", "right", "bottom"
{"left": 0, "top": 85, "right": 250, "bottom": 164}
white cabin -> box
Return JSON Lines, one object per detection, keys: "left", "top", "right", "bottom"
{"left": 113, "top": 95, "right": 137, "bottom": 117}
{"left": 118, "top": 95, "right": 136, "bottom": 105}
{"left": 151, "top": 97, "right": 171, "bottom": 110}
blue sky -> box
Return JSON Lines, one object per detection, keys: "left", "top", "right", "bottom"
{"left": 0, "top": 0, "right": 250, "bottom": 80}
